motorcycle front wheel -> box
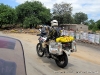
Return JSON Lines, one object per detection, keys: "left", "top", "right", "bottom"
{"left": 36, "top": 43, "right": 44, "bottom": 57}
{"left": 55, "top": 52, "right": 68, "bottom": 68}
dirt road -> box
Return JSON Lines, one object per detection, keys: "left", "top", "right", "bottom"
{"left": 0, "top": 32, "right": 100, "bottom": 75}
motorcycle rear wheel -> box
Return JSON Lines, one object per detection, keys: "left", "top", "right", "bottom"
{"left": 55, "top": 52, "right": 68, "bottom": 68}
{"left": 36, "top": 43, "right": 44, "bottom": 57}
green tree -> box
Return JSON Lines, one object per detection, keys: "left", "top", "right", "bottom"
{"left": 92, "top": 24, "right": 98, "bottom": 32}
{"left": 96, "top": 20, "right": 100, "bottom": 30}
{"left": 23, "top": 15, "right": 41, "bottom": 28}
{"left": 52, "top": 2, "right": 72, "bottom": 24}
{"left": 16, "top": 1, "right": 51, "bottom": 28}
{"left": 0, "top": 3, "right": 17, "bottom": 28}
{"left": 73, "top": 12, "right": 88, "bottom": 24}
{"left": 88, "top": 19, "right": 95, "bottom": 30}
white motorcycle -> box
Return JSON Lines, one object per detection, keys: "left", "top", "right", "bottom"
{"left": 36, "top": 34, "right": 77, "bottom": 68}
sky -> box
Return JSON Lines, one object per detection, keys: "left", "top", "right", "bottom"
{"left": 0, "top": 0, "right": 100, "bottom": 21}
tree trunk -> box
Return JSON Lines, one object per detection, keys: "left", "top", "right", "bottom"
{"left": 0, "top": 24, "right": 2, "bottom": 28}
{"left": 30, "top": 24, "right": 32, "bottom": 29}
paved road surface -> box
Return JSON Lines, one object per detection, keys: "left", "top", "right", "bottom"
{"left": 0, "top": 32, "right": 100, "bottom": 75}
{"left": 22, "top": 41, "right": 100, "bottom": 75}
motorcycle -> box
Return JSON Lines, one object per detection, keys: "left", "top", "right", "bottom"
{"left": 36, "top": 34, "right": 77, "bottom": 68}
{"left": 0, "top": 36, "right": 27, "bottom": 75}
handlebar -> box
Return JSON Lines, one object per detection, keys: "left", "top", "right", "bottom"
{"left": 37, "top": 33, "right": 47, "bottom": 37}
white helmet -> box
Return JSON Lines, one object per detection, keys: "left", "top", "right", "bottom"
{"left": 51, "top": 20, "right": 58, "bottom": 27}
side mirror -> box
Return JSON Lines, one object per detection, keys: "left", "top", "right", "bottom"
{"left": 0, "top": 36, "right": 27, "bottom": 75}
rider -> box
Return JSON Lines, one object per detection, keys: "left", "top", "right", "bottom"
{"left": 40, "top": 26, "right": 47, "bottom": 36}
{"left": 42, "top": 20, "right": 61, "bottom": 57}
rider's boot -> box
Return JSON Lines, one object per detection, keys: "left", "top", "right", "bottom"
{"left": 43, "top": 48, "right": 50, "bottom": 57}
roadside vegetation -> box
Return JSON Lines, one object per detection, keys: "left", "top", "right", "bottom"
{"left": 0, "top": 1, "right": 100, "bottom": 33}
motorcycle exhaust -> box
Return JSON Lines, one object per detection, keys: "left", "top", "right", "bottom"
{"left": 51, "top": 55, "right": 59, "bottom": 61}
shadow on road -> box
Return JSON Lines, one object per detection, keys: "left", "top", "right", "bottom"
{"left": 40, "top": 57, "right": 74, "bottom": 71}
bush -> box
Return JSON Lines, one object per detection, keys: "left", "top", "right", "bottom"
{"left": 10, "top": 29, "right": 16, "bottom": 33}
{"left": 30, "top": 29, "right": 34, "bottom": 33}
{"left": 92, "top": 24, "right": 98, "bottom": 33}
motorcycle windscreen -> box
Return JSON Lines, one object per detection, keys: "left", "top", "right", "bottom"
{"left": 0, "top": 36, "right": 27, "bottom": 75}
